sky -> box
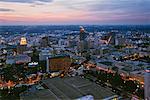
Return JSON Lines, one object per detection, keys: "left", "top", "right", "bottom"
{"left": 0, "top": 0, "right": 150, "bottom": 25}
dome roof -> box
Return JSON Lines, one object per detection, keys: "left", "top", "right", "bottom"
{"left": 20, "top": 37, "right": 27, "bottom": 45}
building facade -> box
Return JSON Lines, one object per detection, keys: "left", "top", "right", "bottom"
{"left": 46, "top": 54, "right": 71, "bottom": 72}
{"left": 144, "top": 68, "right": 150, "bottom": 100}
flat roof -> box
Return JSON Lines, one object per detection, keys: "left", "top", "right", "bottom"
{"left": 20, "top": 89, "right": 56, "bottom": 100}
{"left": 20, "top": 76, "right": 115, "bottom": 99}
{"left": 48, "top": 54, "right": 70, "bottom": 59}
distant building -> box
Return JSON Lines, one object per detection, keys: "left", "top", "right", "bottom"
{"left": 17, "top": 37, "right": 27, "bottom": 54}
{"left": 20, "top": 37, "right": 27, "bottom": 45}
{"left": 79, "top": 26, "right": 87, "bottom": 41}
{"left": 15, "top": 54, "right": 31, "bottom": 64}
{"left": 6, "top": 54, "right": 31, "bottom": 64}
{"left": 0, "top": 36, "right": 6, "bottom": 44}
{"left": 79, "top": 26, "right": 89, "bottom": 56}
{"left": 68, "top": 40, "right": 77, "bottom": 48}
{"left": 67, "top": 36, "right": 77, "bottom": 48}
{"left": 87, "top": 33, "right": 95, "bottom": 49}
{"left": 58, "top": 38, "right": 68, "bottom": 48}
{"left": 101, "top": 32, "right": 119, "bottom": 45}
{"left": 40, "top": 36, "right": 49, "bottom": 47}
{"left": 0, "top": 48, "right": 7, "bottom": 68}
{"left": 144, "top": 68, "right": 150, "bottom": 100}
{"left": 108, "top": 32, "right": 116, "bottom": 45}
{"left": 6, "top": 56, "right": 15, "bottom": 64}
{"left": 46, "top": 54, "right": 72, "bottom": 72}
{"left": 115, "top": 34, "right": 126, "bottom": 46}
{"left": 39, "top": 48, "right": 52, "bottom": 61}
{"left": 91, "top": 46, "right": 104, "bottom": 56}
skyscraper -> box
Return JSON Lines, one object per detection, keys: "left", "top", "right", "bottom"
{"left": 79, "top": 26, "right": 86, "bottom": 41}
{"left": 108, "top": 32, "right": 116, "bottom": 45}
{"left": 101, "top": 32, "right": 118, "bottom": 45}
{"left": 144, "top": 68, "right": 150, "bottom": 100}
{"left": 79, "top": 26, "right": 89, "bottom": 57}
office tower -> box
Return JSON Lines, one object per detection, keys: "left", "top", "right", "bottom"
{"left": 79, "top": 26, "right": 89, "bottom": 56}
{"left": 108, "top": 32, "right": 116, "bottom": 45}
{"left": 144, "top": 68, "right": 150, "bottom": 100}
{"left": 67, "top": 36, "right": 77, "bottom": 48}
{"left": 87, "top": 33, "right": 95, "bottom": 49}
{"left": 101, "top": 32, "right": 118, "bottom": 45}
{"left": 79, "top": 26, "right": 86, "bottom": 41}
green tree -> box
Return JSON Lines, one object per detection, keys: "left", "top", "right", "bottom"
{"left": 110, "top": 73, "right": 123, "bottom": 88}
{"left": 123, "top": 80, "right": 137, "bottom": 93}
{"left": 31, "top": 47, "right": 39, "bottom": 62}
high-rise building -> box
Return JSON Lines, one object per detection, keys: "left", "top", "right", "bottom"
{"left": 87, "top": 32, "right": 95, "bottom": 49}
{"left": 0, "top": 48, "right": 7, "bottom": 68}
{"left": 67, "top": 36, "right": 77, "bottom": 48}
{"left": 108, "top": 32, "right": 116, "bottom": 45}
{"left": 79, "top": 26, "right": 89, "bottom": 57}
{"left": 17, "top": 37, "right": 27, "bottom": 54}
{"left": 144, "top": 68, "right": 150, "bottom": 100}
{"left": 79, "top": 26, "right": 86, "bottom": 41}
{"left": 101, "top": 32, "right": 118, "bottom": 45}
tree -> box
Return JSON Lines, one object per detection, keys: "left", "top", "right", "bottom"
{"left": 3, "top": 65, "right": 17, "bottom": 82}
{"left": 110, "top": 73, "right": 123, "bottom": 88}
{"left": 112, "top": 66, "right": 119, "bottom": 72}
{"left": 97, "top": 71, "right": 107, "bottom": 83}
{"left": 123, "top": 80, "right": 137, "bottom": 93}
{"left": 136, "top": 87, "right": 144, "bottom": 99}
{"left": 31, "top": 47, "right": 39, "bottom": 62}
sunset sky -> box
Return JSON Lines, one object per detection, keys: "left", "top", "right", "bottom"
{"left": 0, "top": 0, "right": 150, "bottom": 25}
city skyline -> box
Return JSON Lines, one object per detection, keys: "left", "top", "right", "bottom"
{"left": 0, "top": 0, "right": 150, "bottom": 25}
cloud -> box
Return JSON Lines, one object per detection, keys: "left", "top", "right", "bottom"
{"left": 62, "top": 0, "right": 150, "bottom": 13}
{"left": 0, "top": 8, "right": 15, "bottom": 12}
{"left": 0, "top": 0, "right": 53, "bottom": 3}
{"left": 0, "top": 0, "right": 149, "bottom": 24}
{"left": 60, "top": 0, "right": 150, "bottom": 22}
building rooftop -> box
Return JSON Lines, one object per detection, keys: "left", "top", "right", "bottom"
{"left": 48, "top": 54, "right": 70, "bottom": 59}
{"left": 20, "top": 37, "right": 27, "bottom": 45}
{"left": 20, "top": 76, "right": 116, "bottom": 100}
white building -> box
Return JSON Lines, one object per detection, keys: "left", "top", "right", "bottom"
{"left": 39, "top": 48, "right": 52, "bottom": 61}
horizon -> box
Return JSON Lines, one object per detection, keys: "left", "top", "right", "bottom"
{"left": 1, "top": 24, "right": 150, "bottom": 26}
{"left": 0, "top": 0, "right": 150, "bottom": 25}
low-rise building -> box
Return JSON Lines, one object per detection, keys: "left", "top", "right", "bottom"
{"left": 46, "top": 54, "right": 72, "bottom": 72}
{"left": 6, "top": 54, "right": 31, "bottom": 64}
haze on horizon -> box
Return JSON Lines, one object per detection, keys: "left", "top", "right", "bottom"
{"left": 0, "top": 0, "right": 150, "bottom": 25}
